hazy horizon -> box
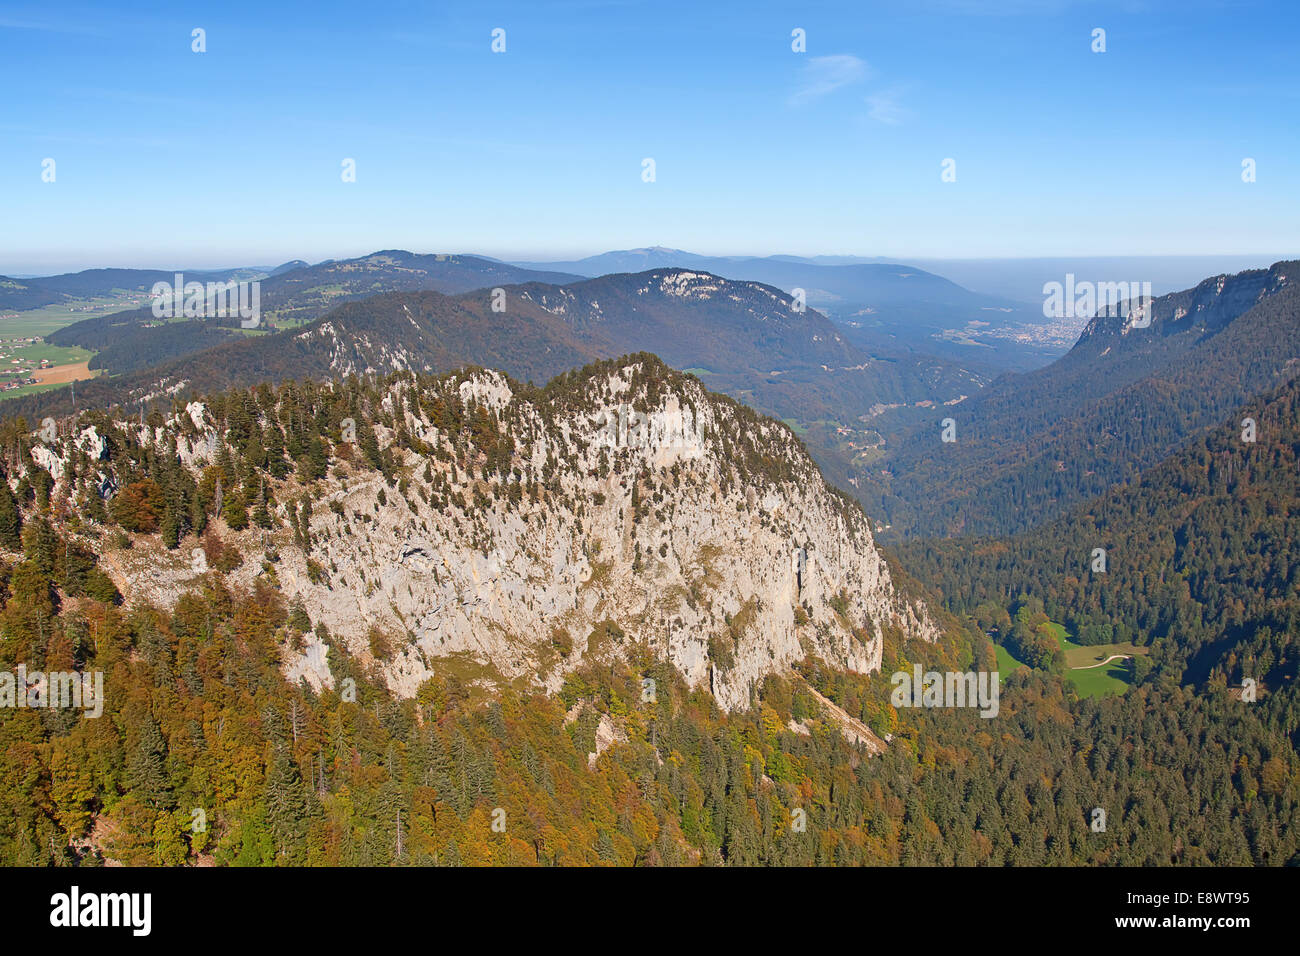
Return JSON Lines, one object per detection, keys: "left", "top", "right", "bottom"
{"left": 4, "top": 0, "right": 1297, "bottom": 271}
{"left": 7, "top": 248, "right": 1293, "bottom": 307}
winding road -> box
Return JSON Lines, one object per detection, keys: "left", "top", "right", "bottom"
{"left": 1071, "top": 654, "right": 1131, "bottom": 670}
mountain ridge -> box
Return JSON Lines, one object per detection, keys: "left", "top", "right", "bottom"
{"left": 856, "top": 259, "right": 1300, "bottom": 539}
{"left": 19, "top": 352, "right": 939, "bottom": 712}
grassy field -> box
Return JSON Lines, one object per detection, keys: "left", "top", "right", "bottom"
{"left": 1057, "top": 627, "right": 1147, "bottom": 698}
{"left": 991, "top": 621, "right": 1148, "bottom": 698}
{"left": 0, "top": 290, "right": 153, "bottom": 398}
{"left": 0, "top": 380, "right": 87, "bottom": 399}
{"left": 1062, "top": 638, "right": 1147, "bottom": 670}
{"left": 993, "top": 641, "right": 1022, "bottom": 675}
{"left": 0, "top": 290, "right": 150, "bottom": 337}
{"left": 1065, "top": 656, "right": 1134, "bottom": 698}
{"left": 258, "top": 313, "right": 314, "bottom": 330}
{"left": 0, "top": 341, "right": 91, "bottom": 365}
{"left": 0, "top": 340, "right": 96, "bottom": 398}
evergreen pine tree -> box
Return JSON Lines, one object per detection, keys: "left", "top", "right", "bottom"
{"left": 126, "top": 714, "right": 173, "bottom": 810}
{"left": 0, "top": 477, "right": 21, "bottom": 550}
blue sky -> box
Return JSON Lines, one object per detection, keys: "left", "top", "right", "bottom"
{"left": 2, "top": 0, "right": 1298, "bottom": 272}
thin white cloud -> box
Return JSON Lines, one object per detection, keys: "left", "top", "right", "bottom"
{"left": 866, "top": 88, "right": 909, "bottom": 125}
{"left": 789, "top": 55, "right": 871, "bottom": 106}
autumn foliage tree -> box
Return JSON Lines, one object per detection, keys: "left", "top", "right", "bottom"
{"left": 111, "top": 479, "right": 164, "bottom": 533}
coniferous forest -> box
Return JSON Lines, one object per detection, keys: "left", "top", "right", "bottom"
{"left": 0, "top": 359, "right": 1295, "bottom": 866}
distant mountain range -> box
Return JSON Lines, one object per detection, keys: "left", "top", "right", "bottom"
{"left": 39, "top": 255, "right": 987, "bottom": 425}
{"left": 511, "top": 248, "right": 1052, "bottom": 370}
{"left": 46, "top": 266, "right": 977, "bottom": 407}
{"left": 1, "top": 252, "right": 577, "bottom": 319}
{"left": 254, "top": 251, "right": 583, "bottom": 325}
{"left": 896, "top": 255, "right": 1297, "bottom": 305}
{"left": 268, "top": 259, "right": 310, "bottom": 276}
{"left": 516, "top": 248, "right": 1290, "bottom": 304}
{"left": 17, "top": 268, "right": 987, "bottom": 508}
{"left": 0, "top": 266, "right": 259, "bottom": 311}
{"left": 25, "top": 247, "right": 1241, "bottom": 377}
{"left": 41, "top": 252, "right": 584, "bottom": 376}
{"left": 858, "top": 260, "right": 1300, "bottom": 538}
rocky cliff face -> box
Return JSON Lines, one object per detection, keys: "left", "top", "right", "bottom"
{"left": 1077, "top": 260, "right": 1294, "bottom": 344}
{"left": 38, "top": 356, "right": 937, "bottom": 712}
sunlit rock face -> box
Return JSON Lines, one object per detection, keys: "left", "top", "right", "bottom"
{"left": 62, "top": 357, "right": 937, "bottom": 712}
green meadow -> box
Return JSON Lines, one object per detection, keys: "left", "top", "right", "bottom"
{"left": 0, "top": 290, "right": 148, "bottom": 337}
{"left": 993, "top": 620, "right": 1148, "bottom": 698}
{"left": 993, "top": 641, "right": 1022, "bottom": 675}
